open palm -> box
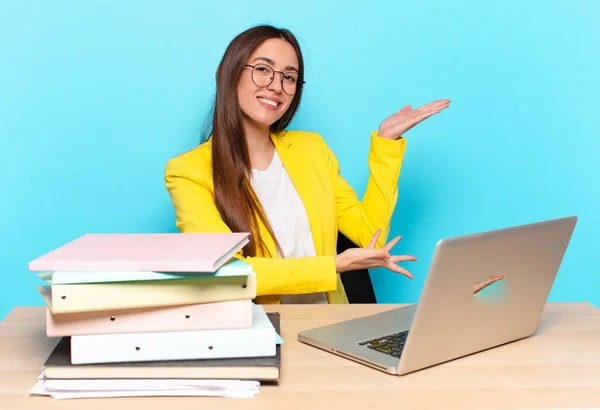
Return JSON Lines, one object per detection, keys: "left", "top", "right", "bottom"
{"left": 378, "top": 99, "right": 451, "bottom": 140}
{"left": 335, "top": 229, "right": 416, "bottom": 279}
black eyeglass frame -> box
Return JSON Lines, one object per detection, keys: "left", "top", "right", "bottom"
{"left": 244, "top": 63, "right": 305, "bottom": 95}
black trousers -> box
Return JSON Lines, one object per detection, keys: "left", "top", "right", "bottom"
{"left": 337, "top": 233, "right": 377, "bottom": 303}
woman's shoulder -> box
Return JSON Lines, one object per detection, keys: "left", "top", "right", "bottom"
{"left": 164, "top": 140, "right": 213, "bottom": 183}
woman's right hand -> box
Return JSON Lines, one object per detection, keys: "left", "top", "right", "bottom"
{"left": 335, "top": 229, "right": 416, "bottom": 279}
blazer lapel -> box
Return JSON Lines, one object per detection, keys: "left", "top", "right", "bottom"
{"left": 271, "top": 133, "right": 324, "bottom": 256}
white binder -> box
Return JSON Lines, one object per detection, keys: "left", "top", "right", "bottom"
{"left": 70, "top": 304, "right": 276, "bottom": 365}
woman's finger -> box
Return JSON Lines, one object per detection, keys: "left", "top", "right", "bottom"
{"left": 386, "top": 262, "right": 414, "bottom": 279}
{"left": 414, "top": 100, "right": 439, "bottom": 112}
{"left": 414, "top": 105, "right": 448, "bottom": 123}
{"left": 414, "top": 100, "right": 449, "bottom": 114}
{"left": 382, "top": 235, "right": 402, "bottom": 252}
{"left": 389, "top": 254, "right": 417, "bottom": 263}
{"left": 420, "top": 102, "right": 450, "bottom": 118}
{"left": 414, "top": 100, "right": 449, "bottom": 113}
{"left": 368, "top": 229, "right": 382, "bottom": 249}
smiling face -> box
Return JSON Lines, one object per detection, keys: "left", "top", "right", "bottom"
{"left": 237, "top": 38, "right": 300, "bottom": 132}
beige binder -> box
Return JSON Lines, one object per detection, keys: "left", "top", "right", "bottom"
{"left": 37, "top": 273, "right": 256, "bottom": 314}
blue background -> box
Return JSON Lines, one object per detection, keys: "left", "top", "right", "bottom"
{"left": 1, "top": 1, "right": 599, "bottom": 320}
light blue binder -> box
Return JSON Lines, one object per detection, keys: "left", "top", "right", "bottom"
{"left": 39, "top": 258, "right": 253, "bottom": 285}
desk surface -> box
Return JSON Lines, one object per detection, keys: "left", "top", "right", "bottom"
{"left": 1, "top": 303, "right": 600, "bottom": 409}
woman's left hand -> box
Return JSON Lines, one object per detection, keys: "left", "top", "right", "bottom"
{"left": 378, "top": 99, "right": 451, "bottom": 140}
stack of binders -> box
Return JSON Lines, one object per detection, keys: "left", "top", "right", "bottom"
{"left": 27, "top": 232, "right": 281, "bottom": 399}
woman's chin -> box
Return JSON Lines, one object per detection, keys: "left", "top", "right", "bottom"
{"left": 246, "top": 113, "right": 283, "bottom": 129}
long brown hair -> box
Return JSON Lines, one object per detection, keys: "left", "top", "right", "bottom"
{"left": 205, "top": 25, "right": 305, "bottom": 258}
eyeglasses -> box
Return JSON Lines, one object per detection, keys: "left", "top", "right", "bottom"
{"left": 244, "top": 63, "right": 304, "bottom": 96}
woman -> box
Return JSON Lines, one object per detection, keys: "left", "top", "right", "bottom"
{"left": 164, "top": 24, "right": 451, "bottom": 304}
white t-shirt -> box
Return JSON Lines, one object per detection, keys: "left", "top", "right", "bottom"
{"left": 251, "top": 149, "right": 328, "bottom": 304}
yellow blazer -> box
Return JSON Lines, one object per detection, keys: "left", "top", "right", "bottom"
{"left": 164, "top": 130, "right": 407, "bottom": 304}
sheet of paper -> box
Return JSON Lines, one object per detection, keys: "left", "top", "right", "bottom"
{"left": 30, "top": 377, "right": 260, "bottom": 399}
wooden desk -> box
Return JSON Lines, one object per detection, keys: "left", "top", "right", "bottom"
{"left": 1, "top": 303, "right": 600, "bottom": 409}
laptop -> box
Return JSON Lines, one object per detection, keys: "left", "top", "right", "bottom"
{"left": 297, "top": 216, "right": 578, "bottom": 376}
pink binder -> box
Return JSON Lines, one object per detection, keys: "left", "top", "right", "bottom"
{"left": 45, "top": 299, "right": 253, "bottom": 337}
{"left": 28, "top": 233, "right": 249, "bottom": 272}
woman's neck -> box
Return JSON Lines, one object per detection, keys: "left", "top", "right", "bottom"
{"left": 244, "top": 119, "right": 275, "bottom": 171}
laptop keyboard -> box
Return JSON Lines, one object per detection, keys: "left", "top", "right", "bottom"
{"left": 358, "top": 330, "right": 409, "bottom": 358}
